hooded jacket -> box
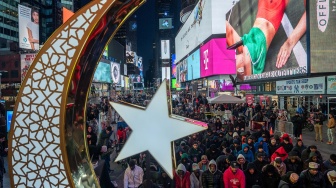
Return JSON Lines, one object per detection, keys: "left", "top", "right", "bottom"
{"left": 237, "top": 143, "right": 254, "bottom": 163}
{"left": 284, "top": 154, "right": 303, "bottom": 174}
{"left": 201, "top": 160, "right": 224, "bottom": 188}
{"left": 292, "top": 141, "right": 307, "bottom": 158}
{"left": 324, "top": 169, "right": 336, "bottom": 188}
{"left": 244, "top": 163, "right": 261, "bottom": 188}
{"left": 190, "top": 170, "right": 203, "bottom": 188}
{"left": 236, "top": 154, "right": 248, "bottom": 171}
{"left": 223, "top": 166, "right": 245, "bottom": 188}
{"left": 173, "top": 164, "right": 191, "bottom": 188}
{"left": 254, "top": 137, "right": 269, "bottom": 157}
{"left": 271, "top": 146, "right": 288, "bottom": 162}
{"left": 301, "top": 146, "right": 323, "bottom": 162}
{"left": 261, "top": 164, "right": 281, "bottom": 188}
{"left": 205, "top": 144, "right": 221, "bottom": 161}
{"left": 270, "top": 160, "right": 286, "bottom": 176}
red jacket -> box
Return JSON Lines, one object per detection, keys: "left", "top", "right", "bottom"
{"left": 271, "top": 146, "right": 288, "bottom": 162}
{"left": 173, "top": 171, "right": 190, "bottom": 188}
{"left": 223, "top": 167, "right": 245, "bottom": 188}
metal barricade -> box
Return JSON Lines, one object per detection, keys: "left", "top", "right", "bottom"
{"left": 250, "top": 121, "right": 268, "bottom": 131}
{"left": 275, "top": 120, "right": 294, "bottom": 137}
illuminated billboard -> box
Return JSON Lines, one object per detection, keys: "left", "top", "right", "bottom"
{"left": 187, "top": 49, "right": 200, "bottom": 81}
{"left": 159, "top": 18, "right": 173, "bottom": 29}
{"left": 162, "top": 67, "right": 171, "bottom": 81}
{"left": 200, "top": 38, "right": 235, "bottom": 77}
{"left": 161, "top": 40, "right": 170, "bottom": 60}
{"left": 93, "top": 61, "right": 112, "bottom": 83}
{"left": 21, "top": 53, "right": 37, "bottom": 82}
{"left": 171, "top": 54, "right": 177, "bottom": 78}
{"left": 309, "top": 1, "right": 336, "bottom": 73}
{"left": 175, "top": 0, "right": 233, "bottom": 62}
{"left": 18, "top": 4, "right": 39, "bottom": 50}
{"left": 111, "top": 62, "right": 120, "bottom": 84}
{"left": 226, "top": 0, "right": 307, "bottom": 82}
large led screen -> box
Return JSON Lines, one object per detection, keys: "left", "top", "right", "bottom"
{"left": 226, "top": 0, "right": 307, "bottom": 82}
{"left": 309, "top": 1, "right": 336, "bottom": 73}
{"left": 187, "top": 49, "right": 200, "bottom": 81}
{"left": 171, "top": 54, "right": 177, "bottom": 79}
{"left": 111, "top": 62, "right": 120, "bottom": 84}
{"left": 93, "top": 61, "right": 112, "bottom": 83}
{"left": 162, "top": 67, "right": 171, "bottom": 81}
{"left": 21, "top": 53, "right": 36, "bottom": 82}
{"left": 175, "top": 0, "right": 233, "bottom": 62}
{"left": 19, "top": 4, "right": 39, "bottom": 50}
{"left": 200, "top": 38, "right": 236, "bottom": 77}
{"left": 161, "top": 40, "right": 170, "bottom": 60}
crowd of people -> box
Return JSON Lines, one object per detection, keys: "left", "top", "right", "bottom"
{"left": 84, "top": 92, "right": 336, "bottom": 188}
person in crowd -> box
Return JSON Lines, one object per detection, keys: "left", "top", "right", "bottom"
{"left": 291, "top": 111, "right": 304, "bottom": 139}
{"left": 86, "top": 125, "right": 97, "bottom": 146}
{"left": 280, "top": 136, "right": 293, "bottom": 153}
{"left": 284, "top": 151, "right": 303, "bottom": 174}
{"left": 247, "top": 136, "right": 256, "bottom": 154}
{"left": 176, "top": 141, "right": 189, "bottom": 161}
{"left": 190, "top": 163, "right": 203, "bottom": 188}
{"left": 98, "top": 126, "right": 113, "bottom": 172}
{"left": 230, "top": 139, "right": 242, "bottom": 159}
{"left": 225, "top": 129, "right": 234, "bottom": 144}
{"left": 271, "top": 157, "right": 286, "bottom": 176}
{"left": 301, "top": 145, "right": 323, "bottom": 162}
{"left": 253, "top": 153, "right": 269, "bottom": 173}
{"left": 269, "top": 137, "right": 280, "bottom": 157}
{"left": 236, "top": 154, "right": 248, "bottom": 171}
{"left": 254, "top": 137, "right": 269, "bottom": 158}
{"left": 324, "top": 154, "right": 336, "bottom": 171}
{"left": 188, "top": 142, "right": 203, "bottom": 163}
{"left": 205, "top": 144, "right": 221, "bottom": 161}
{"left": 157, "top": 172, "right": 173, "bottom": 188}
{"left": 188, "top": 133, "right": 200, "bottom": 147}
{"left": 237, "top": 143, "right": 254, "bottom": 163}
{"left": 313, "top": 109, "right": 324, "bottom": 142}
{"left": 271, "top": 146, "right": 288, "bottom": 162}
{"left": 124, "top": 160, "right": 144, "bottom": 188}
{"left": 201, "top": 159, "right": 224, "bottom": 188}
{"left": 303, "top": 152, "right": 324, "bottom": 171}
{"left": 223, "top": 161, "right": 246, "bottom": 188}
{"left": 291, "top": 139, "right": 306, "bottom": 158}
{"left": 244, "top": 162, "right": 262, "bottom": 188}
{"left": 215, "top": 118, "right": 222, "bottom": 131}
{"left": 178, "top": 153, "right": 192, "bottom": 173}
{"left": 269, "top": 110, "right": 277, "bottom": 132}
{"left": 117, "top": 126, "right": 126, "bottom": 144}
{"left": 277, "top": 112, "right": 288, "bottom": 135}
{"left": 278, "top": 171, "right": 300, "bottom": 188}
{"left": 198, "top": 155, "right": 209, "bottom": 172}
{"left": 173, "top": 163, "right": 190, "bottom": 188}
{"left": 300, "top": 162, "right": 325, "bottom": 188}
{"left": 261, "top": 164, "right": 281, "bottom": 188}
{"left": 327, "top": 113, "right": 335, "bottom": 145}
{"left": 324, "top": 170, "right": 336, "bottom": 188}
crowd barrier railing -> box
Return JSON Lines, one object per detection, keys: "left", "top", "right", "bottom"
{"left": 275, "top": 120, "right": 294, "bottom": 137}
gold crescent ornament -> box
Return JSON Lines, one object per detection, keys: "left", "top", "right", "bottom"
{"left": 8, "top": 0, "right": 145, "bottom": 187}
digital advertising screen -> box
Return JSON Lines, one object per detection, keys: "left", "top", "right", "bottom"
{"left": 171, "top": 78, "right": 177, "bottom": 89}
{"left": 309, "top": 1, "right": 336, "bottom": 73}
{"left": 21, "top": 53, "right": 36, "bottom": 82}
{"left": 7, "top": 111, "right": 13, "bottom": 133}
{"left": 171, "top": 54, "right": 177, "bottom": 78}
{"left": 200, "top": 38, "right": 236, "bottom": 77}
{"left": 111, "top": 62, "right": 120, "bottom": 84}
{"left": 159, "top": 18, "right": 173, "bottom": 29}
{"left": 93, "top": 61, "right": 112, "bottom": 83}
{"left": 18, "top": 4, "right": 39, "bottom": 50}
{"left": 226, "top": 0, "right": 307, "bottom": 82}
{"left": 187, "top": 49, "right": 200, "bottom": 81}
{"left": 161, "top": 40, "right": 170, "bottom": 60}
{"left": 162, "top": 67, "right": 171, "bottom": 81}
{"left": 175, "top": 0, "right": 233, "bottom": 62}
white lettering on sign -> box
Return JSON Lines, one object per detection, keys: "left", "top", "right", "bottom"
{"left": 317, "top": 0, "right": 329, "bottom": 32}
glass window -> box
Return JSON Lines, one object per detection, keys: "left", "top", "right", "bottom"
{"left": 11, "top": 70, "right": 18, "bottom": 78}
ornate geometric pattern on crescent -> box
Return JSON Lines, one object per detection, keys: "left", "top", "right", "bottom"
{"left": 11, "top": 0, "right": 108, "bottom": 187}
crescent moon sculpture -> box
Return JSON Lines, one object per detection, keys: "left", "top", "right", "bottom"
{"left": 8, "top": 0, "right": 144, "bottom": 187}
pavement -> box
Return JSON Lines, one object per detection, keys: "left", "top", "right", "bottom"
{"left": 3, "top": 122, "right": 336, "bottom": 187}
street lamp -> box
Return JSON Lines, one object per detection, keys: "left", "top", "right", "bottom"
{"left": 0, "top": 70, "right": 8, "bottom": 98}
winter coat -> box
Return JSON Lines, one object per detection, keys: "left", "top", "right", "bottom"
{"left": 254, "top": 137, "right": 269, "bottom": 157}
{"left": 280, "top": 142, "right": 293, "bottom": 153}
{"left": 271, "top": 146, "right": 288, "bottom": 162}
{"left": 324, "top": 159, "right": 336, "bottom": 171}
{"left": 261, "top": 165, "right": 281, "bottom": 188}
{"left": 173, "top": 164, "right": 191, "bottom": 188}
{"left": 278, "top": 171, "right": 301, "bottom": 188}
{"left": 205, "top": 145, "right": 221, "bottom": 161}
{"left": 244, "top": 163, "right": 262, "bottom": 188}
{"left": 300, "top": 169, "right": 325, "bottom": 188}
{"left": 237, "top": 144, "right": 254, "bottom": 163}
{"left": 270, "top": 161, "right": 287, "bottom": 176}
{"left": 324, "top": 169, "right": 336, "bottom": 188}
{"left": 291, "top": 143, "right": 306, "bottom": 158}
{"left": 268, "top": 143, "right": 280, "bottom": 157}
{"left": 190, "top": 171, "right": 203, "bottom": 188}
{"left": 284, "top": 157, "right": 303, "bottom": 174}
{"left": 230, "top": 144, "right": 242, "bottom": 159}
{"left": 223, "top": 167, "right": 245, "bottom": 188}
{"left": 301, "top": 147, "right": 323, "bottom": 162}
{"left": 252, "top": 158, "right": 269, "bottom": 173}
{"left": 201, "top": 160, "right": 224, "bottom": 188}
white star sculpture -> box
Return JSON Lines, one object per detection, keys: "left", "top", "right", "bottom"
{"left": 110, "top": 80, "right": 208, "bottom": 178}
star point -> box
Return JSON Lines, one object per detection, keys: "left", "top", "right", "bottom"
{"left": 110, "top": 80, "right": 207, "bottom": 178}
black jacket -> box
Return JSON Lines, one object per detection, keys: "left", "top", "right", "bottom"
{"left": 300, "top": 169, "right": 325, "bottom": 188}
{"left": 244, "top": 163, "right": 262, "bottom": 188}
{"left": 284, "top": 157, "right": 303, "bottom": 174}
